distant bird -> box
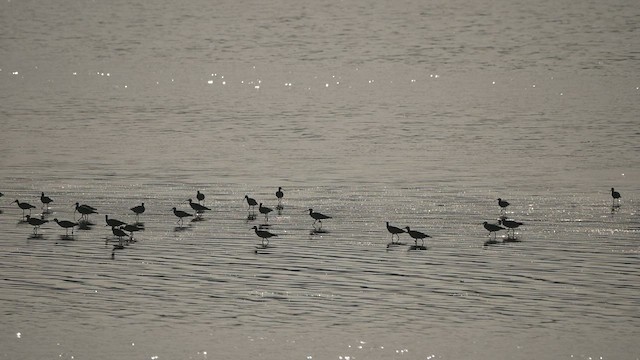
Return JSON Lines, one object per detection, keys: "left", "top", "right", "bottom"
{"left": 197, "top": 190, "right": 205, "bottom": 205}
{"left": 244, "top": 195, "right": 258, "bottom": 212}
{"left": 275, "top": 187, "right": 284, "bottom": 207}
{"left": 53, "top": 218, "right": 78, "bottom": 236}
{"left": 386, "top": 222, "right": 405, "bottom": 243}
{"left": 483, "top": 221, "right": 506, "bottom": 240}
{"left": 111, "top": 226, "right": 128, "bottom": 241}
{"left": 25, "top": 215, "right": 48, "bottom": 235}
{"left": 405, "top": 227, "right": 430, "bottom": 246}
{"left": 172, "top": 207, "right": 192, "bottom": 225}
{"left": 14, "top": 200, "right": 36, "bottom": 218}
{"left": 611, "top": 188, "right": 621, "bottom": 206}
{"left": 40, "top": 192, "right": 53, "bottom": 212}
{"left": 0, "top": 192, "right": 4, "bottom": 197}
{"left": 188, "top": 198, "right": 211, "bottom": 214}
{"left": 130, "top": 203, "right": 145, "bottom": 221}
{"left": 122, "top": 223, "right": 142, "bottom": 239}
{"left": 497, "top": 198, "right": 510, "bottom": 213}
{"left": 499, "top": 219, "right": 523, "bottom": 239}
{"left": 259, "top": 203, "right": 273, "bottom": 222}
{"left": 252, "top": 225, "right": 277, "bottom": 247}
{"left": 105, "top": 215, "right": 127, "bottom": 228}
{"left": 74, "top": 202, "right": 98, "bottom": 221}
{"left": 308, "top": 208, "right": 332, "bottom": 229}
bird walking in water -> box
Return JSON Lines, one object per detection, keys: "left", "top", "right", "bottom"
{"left": 499, "top": 219, "right": 523, "bottom": 240}
{"left": 275, "top": 187, "right": 284, "bottom": 209}
{"left": 386, "top": 222, "right": 405, "bottom": 244}
{"left": 25, "top": 215, "right": 48, "bottom": 235}
{"left": 105, "top": 215, "right": 127, "bottom": 228}
{"left": 252, "top": 225, "right": 277, "bottom": 247}
{"left": 259, "top": 203, "right": 273, "bottom": 222}
{"left": 130, "top": 203, "right": 145, "bottom": 221}
{"left": 308, "top": 208, "right": 332, "bottom": 229}
{"left": 14, "top": 200, "right": 36, "bottom": 219}
{"left": 497, "top": 198, "right": 510, "bottom": 214}
{"left": 40, "top": 192, "right": 53, "bottom": 212}
{"left": 196, "top": 190, "right": 205, "bottom": 205}
{"left": 172, "top": 207, "right": 192, "bottom": 226}
{"left": 188, "top": 199, "right": 211, "bottom": 214}
{"left": 405, "top": 227, "right": 430, "bottom": 247}
{"left": 111, "top": 226, "right": 128, "bottom": 241}
{"left": 611, "top": 188, "right": 621, "bottom": 207}
{"left": 53, "top": 218, "right": 78, "bottom": 236}
{"left": 483, "top": 221, "right": 506, "bottom": 242}
{"left": 74, "top": 203, "right": 98, "bottom": 221}
{"left": 244, "top": 195, "right": 258, "bottom": 213}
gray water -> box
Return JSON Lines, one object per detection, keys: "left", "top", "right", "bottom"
{"left": 1, "top": 0, "right": 639, "bottom": 359}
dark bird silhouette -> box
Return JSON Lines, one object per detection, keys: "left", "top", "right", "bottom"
{"left": 197, "top": 190, "right": 205, "bottom": 205}
{"left": 14, "top": 200, "right": 36, "bottom": 218}
{"left": 611, "top": 187, "right": 621, "bottom": 206}
{"left": 244, "top": 195, "right": 258, "bottom": 212}
{"left": 483, "top": 221, "right": 506, "bottom": 240}
{"left": 105, "top": 215, "right": 127, "bottom": 228}
{"left": 53, "top": 218, "right": 78, "bottom": 236}
{"left": 122, "top": 223, "right": 142, "bottom": 239}
{"left": 74, "top": 203, "right": 98, "bottom": 221}
{"left": 275, "top": 187, "right": 284, "bottom": 207}
{"left": 308, "top": 208, "right": 332, "bottom": 229}
{"left": 172, "top": 207, "right": 192, "bottom": 225}
{"left": 130, "top": 203, "right": 145, "bottom": 221}
{"left": 259, "top": 203, "right": 273, "bottom": 222}
{"left": 40, "top": 192, "right": 53, "bottom": 212}
{"left": 386, "top": 222, "right": 405, "bottom": 243}
{"left": 499, "top": 219, "right": 523, "bottom": 239}
{"left": 112, "top": 226, "right": 128, "bottom": 241}
{"left": 188, "top": 199, "right": 211, "bottom": 213}
{"left": 25, "top": 215, "right": 48, "bottom": 234}
{"left": 497, "top": 198, "right": 510, "bottom": 213}
{"left": 405, "top": 226, "right": 430, "bottom": 247}
{"left": 252, "top": 225, "right": 277, "bottom": 247}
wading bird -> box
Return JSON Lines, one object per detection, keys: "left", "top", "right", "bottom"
{"left": 386, "top": 222, "right": 405, "bottom": 243}
{"left": 53, "top": 218, "right": 78, "bottom": 236}
{"left": 405, "top": 226, "right": 430, "bottom": 247}
{"left": 14, "top": 200, "right": 36, "bottom": 218}
{"left": 25, "top": 215, "right": 48, "bottom": 235}
{"left": 308, "top": 209, "right": 332, "bottom": 229}
{"left": 483, "top": 221, "right": 506, "bottom": 241}
{"left": 130, "top": 203, "right": 145, "bottom": 221}
{"left": 252, "top": 225, "right": 277, "bottom": 247}
{"left": 172, "top": 207, "right": 192, "bottom": 226}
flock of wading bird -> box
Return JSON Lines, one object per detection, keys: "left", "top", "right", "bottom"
{"left": 0, "top": 187, "right": 624, "bottom": 255}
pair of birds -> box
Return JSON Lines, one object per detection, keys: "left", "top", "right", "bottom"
{"left": 13, "top": 193, "right": 53, "bottom": 217}
{"left": 386, "top": 222, "right": 430, "bottom": 246}
{"left": 483, "top": 198, "right": 523, "bottom": 241}
{"left": 251, "top": 208, "right": 332, "bottom": 246}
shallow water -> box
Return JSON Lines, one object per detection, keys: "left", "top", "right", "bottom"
{"left": 1, "top": 0, "right": 639, "bottom": 359}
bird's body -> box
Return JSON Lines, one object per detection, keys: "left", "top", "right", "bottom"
{"left": 252, "top": 225, "right": 277, "bottom": 246}
{"left": 500, "top": 219, "right": 523, "bottom": 239}
{"left": 53, "top": 218, "right": 78, "bottom": 235}
{"left": 245, "top": 195, "right": 258, "bottom": 212}
{"left": 386, "top": 222, "right": 405, "bottom": 243}
{"left": 130, "top": 203, "right": 145, "bottom": 221}
{"left": 497, "top": 198, "right": 510, "bottom": 213}
{"left": 25, "top": 215, "right": 48, "bottom": 234}
{"left": 259, "top": 203, "right": 273, "bottom": 222}
{"left": 483, "top": 221, "right": 506, "bottom": 240}
{"left": 112, "top": 226, "right": 128, "bottom": 243}
{"left": 197, "top": 190, "right": 205, "bottom": 205}
{"left": 611, "top": 188, "right": 621, "bottom": 206}
{"left": 405, "top": 226, "right": 430, "bottom": 246}
{"left": 172, "top": 207, "right": 192, "bottom": 225}
{"left": 308, "top": 208, "right": 331, "bottom": 229}
{"left": 74, "top": 203, "right": 98, "bottom": 221}
{"left": 40, "top": 192, "right": 53, "bottom": 212}
{"left": 105, "top": 215, "right": 127, "bottom": 228}
{"left": 188, "top": 199, "right": 211, "bottom": 213}
{"left": 276, "top": 187, "right": 284, "bottom": 207}
{"left": 14, "top": 200, "right": 36, "bottom": 218}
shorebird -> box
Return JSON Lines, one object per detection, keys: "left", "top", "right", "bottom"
{"left": 405, "top": 227, "right": 430, "bottom": 247}
{"left": 259, "top": 203, "right": 273, "bottom": 222}
{"left": 308, "top": 208, "right": 332, "bottom": 229}
{"left": 275, "top": 187, "right": 284, "bottom": 207}
{"left": 386, "top": 222, "right": 405, "bottom": 243}
{"left": 25, "top": 215, "right": 48, "bottom": 234}
{"left": 611, "top": 188, "right": 621, "bottom": 206}
{"left": 14, "top": 200, "right": 36, "bottom": 218}
{"left": 40, "top": 192, "right": 53, "bottom": 212}
{"left": 252, "top": 225, "right": 277, "bottom": 246}
{"left": 130, "top": 203, "right": 145, "bottom": 221}
{"left": 188, "top": 198, "right": 211, "bottom": 214}
{"left": 105, "top": 215, "right": 127, "bottom": 228}
{"left": 122, "top": 223, "right": 142, "bottom": 239}
{"left": 197, "top": 190, "right": 205, "bottom": 205}
{"left": 483, "top": 221, "right": 506, "bottom": 240}
{"left": 500, "top": 219, "right": 523, "bottom": 239}
{"left": 112, "top": 226, "right": 128, "bottom": 241}
{"left": 497, "top": 198, "right": 510, "bottom": 213}
{"left": 53, "top": 218, "right": 78, "bottom": 236}
{"left": 172, "top": 207, "right": 192, "bottom": 225}
{"left": 244, "top": 195, "right": 258, "bottom": 213}
{"left": 74, "top": 202, "right": 98, "bottom": 221}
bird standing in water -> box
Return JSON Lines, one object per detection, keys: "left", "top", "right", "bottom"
{"left": 252, "top": 225, "right": 278, "bottom": 247}
{"left": 611, "top": 188, "right": 621, "bottom": 207}
{"left": 275, "top": 187, "right": 284, "bottom": 209}
{"left": 40, "top": 192, "right": 53, "bottom": 212}
{"left": 14, "top": 200, "right": 36, "bottom": 219}
{"left": 25, "top": 215, "right": 48, "bottom": 235}
{"left": 308, "top": 209, "right": 332, "bottom": 229}
{"left": 130, "top": 203, "right": 145, "bottom": 221}
{"left": 483, "top": 221, "right": 506, "bottom": 241}
{"left": 405, "top": 226, "right": 430, "bottom": 247}
{"left": 172, "top": 207, "right": 192, "bottom": 226}
{"left": 244, "top": 195, "right": 258, "bottom": 213}
{"left": 259, "top": 203, "right": 273, "bottom": 222}
{"left": 197, "top": 190, "right": 205, "bottom": 205}
{"left": 386, "top": 222, "right": 405, "bottom": 243}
